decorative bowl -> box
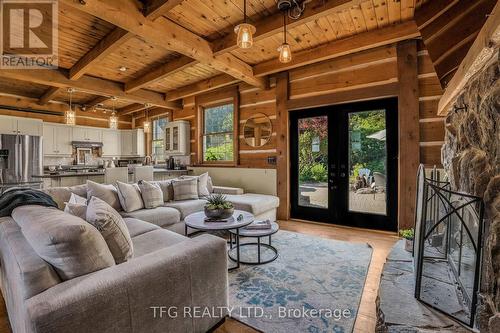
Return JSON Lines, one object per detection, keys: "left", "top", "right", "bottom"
{"left": 204, "top": 207, "right": 234, "bottom": 220}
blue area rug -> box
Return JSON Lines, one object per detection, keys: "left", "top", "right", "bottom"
{"left": 228, "top": 230, "right": 372, "bottom": 333}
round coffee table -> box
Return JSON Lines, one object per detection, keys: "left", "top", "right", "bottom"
{"left": 184, "top": 210, "right": 254, "bottom": 270}
{"left": 228, "top": 222, "right": 279, "bottom": 265}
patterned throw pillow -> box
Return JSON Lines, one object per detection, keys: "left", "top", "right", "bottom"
{"left": 180, "top": 172, "right": 210, "bottom": 197}
{"left": 86, "top": 196, "right": 133, "bottom": 264}
{"left": 172, "top": 178, "right": 199, "bottom": 201}
{"left": 116, "top": 181, "right": 144, "bottom": 213}
{"left": 138, "top": 180, "right": 163, "bottom": 209}
{"left": 152, "top": 180, "right": 174, "bottom": 202}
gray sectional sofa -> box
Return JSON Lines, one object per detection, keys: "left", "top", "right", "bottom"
{"left": 0, "top": 178, "right": 279, "bottom": 333}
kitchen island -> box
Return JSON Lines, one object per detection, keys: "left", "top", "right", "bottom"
{"left": 34, "top": 168, "right": 192, "bottom": 188}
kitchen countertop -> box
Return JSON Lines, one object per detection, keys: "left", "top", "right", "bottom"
{"left": 33, "top": 168, "right": 191, "bottom": 179}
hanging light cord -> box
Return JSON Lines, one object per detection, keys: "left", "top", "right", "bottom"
{"left": 243, "top": 0, "right": 247, "bottom": 23}
{"left": 283, "top": 12, "right": 287, "bottom": 44}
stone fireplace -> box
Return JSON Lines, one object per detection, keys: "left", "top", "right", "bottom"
{"left": 441, "top": 51, "right": 499, "bottom": 331}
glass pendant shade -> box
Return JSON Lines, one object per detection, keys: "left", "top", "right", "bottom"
{"left": 278, "top": 43, "right": 292, "bottom": 63}
{"left": 143, "top": 120, "right": 151, "bottom": 134}
{"left": 65, "top": 109, "right": 76, "bottom": 125}
{"left": 235, "top": 23, "right": 256, "bottom": 49}
{"left": 109, "top": 113, "right": 118, "bottom": 129}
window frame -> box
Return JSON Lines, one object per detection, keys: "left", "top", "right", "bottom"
{"left": 197, "top": 90, "right": 239, "bottom": 166}
{"left": 151, "top": 116, "right": 168, "bottom": 161}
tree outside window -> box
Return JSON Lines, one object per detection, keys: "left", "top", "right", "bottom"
{"left": 202, "top": 104, "right": 234, "bottom": 162}
{"left": 152, "top": 117, "right": 168, "bottom": 161}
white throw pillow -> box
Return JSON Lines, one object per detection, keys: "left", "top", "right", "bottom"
{"left": 207, "top": 176, "right": 214, "bottom": 194}
{"left": 86, "top": 180, "right": 122, "bottom": 211}
{"left": 116, "top": 181, "right": 144, "bottom": 213}
{"left": 64, "top": 193, "right": 88, "bottom": 219}
{"left": 138, "top": 180, "right": 163, "bottom": 209}
{"left": 86, "top": 196, "right": 133, "bottom": 264}
{"left": 172, "top": 178, "right": 199, "bottom": 201}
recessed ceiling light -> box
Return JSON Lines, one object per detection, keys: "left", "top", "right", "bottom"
{"left": 119, "top": 66, "right": 127, "bottom": 72}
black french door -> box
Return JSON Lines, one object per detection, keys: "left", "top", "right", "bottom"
{"left": 290, "top": 98, "right": 398, "bottom": 231}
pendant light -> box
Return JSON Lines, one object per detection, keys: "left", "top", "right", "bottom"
{"left": 278, "top": 12, "right": 292, "bottom": 63}
{"left": 65, "top": 88, "right": 76, "bottom": 125}
{"left": 109, "top": 97, "right": 118, "bottom": 129}
{"left": 143, "top": 108, "right": 151, "bottom": 134}
{"left": 234, "top": 0, "right": 256, "bottom": 49}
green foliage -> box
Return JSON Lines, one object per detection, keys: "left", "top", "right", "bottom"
{"left": 204, "top": 142, "right": 233, "bottom": 161}
{"left": 298, "top": 130, "right": 328, "bottom": 182}
{"left": 205, "top": 193, "right": 233, "bottom": 210}
{"left": 349, "top": 111, "right": 386, "bottom": 174}
{"left": 399, "top": 228, "right": 414, "bottom": 240}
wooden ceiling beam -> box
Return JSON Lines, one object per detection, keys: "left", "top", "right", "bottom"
{"left": 0, "top": 68, "right": 181, "bottom": 109}
{"left": 165, "top": 74, "right": 240, "bottom": 101}
{"left": 69, "top": 0, "right": 182, "bottom": 81}
{"left": 144, "top": 0, "right": 184, "bottom": 20}
{"left": 253, "top": 20, "right": 421, "bottom": 76}
{"left": 85, "top": 96, "right": 111, "bottom": 108}
{"left": 125, "top": 57, "right": 197, "bottom": 93}
{"left": 61, "top": 0, "right": 266, "bottom": 89}
{"left": 38, "top": 87, "right": 62, "bottom": 105}
{"left": 117, "top": 103, "right": 152, "bottom": 116}
{"left": 212, "top": 0, "right": 353, "bottom": 55}
{"left": 438, "top": 1, "right": 500, "bottom": 115}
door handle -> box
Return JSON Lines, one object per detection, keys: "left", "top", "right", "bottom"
{"left": 340, "top": 172, "right": 346, "bottom": 178}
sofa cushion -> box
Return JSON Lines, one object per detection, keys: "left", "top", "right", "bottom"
{"left": 123, "top": 218, "right": 160, "bottom": 238}
{"left": 12, "top": 205, "right": 115, "bottom": 281}
{"left": 87, "top": 180, "right": 122, "bottom": 211}
{"left": 138, "top": 180, "right": 163, "bottom": 209}
{"left": 225, "top": 193, "right": 280, "bottom": 216}
{"left": 86, "top": 197, "right": 134, "bottom": 264}
{"left": 120, "top": 206, "right": 181, "bottom": 228}
{"left": 152, "top": 180, "right": 174, "bottom": 202}
{"left": 0, "top": 217, "right": 61, "bottom": 299}
{"left": 116, "top": 181, "right": 144, "bottom": 213}
{"left": 165, "top": 199, "right": 207, "bottom": 220}
{"left": 172, "top": 178, "right": 199, "bottom": 201}
{"left": 131, "top": 229, "right": 187, "bottom": 258}
{"left": 43, "top": 184, "right": 88, "bottom": 210}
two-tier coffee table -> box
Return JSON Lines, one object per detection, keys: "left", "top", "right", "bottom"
{"left": 228, "top": 222, "right": 279, "bottom": 265}
{"left": 184, "top": 210, "right": 254, "bottom": 271}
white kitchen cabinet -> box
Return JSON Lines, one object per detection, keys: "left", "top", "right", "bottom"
{"left": 164, "top": 121, "right": 190, "bottom": 156}
{"left": 120, "top": 129, "right": 145, "bottom": 157}
{"left": 43, "top": 123, "right": 73, "bottom": 156}
{"left": 102, "top": 129, "right": 121, "bottom": 157}
{"left": 72, "top": 126, "right": 102, "bottom": 142}
{"left": 0, "top": 115, "right": 42, "bottom": 136}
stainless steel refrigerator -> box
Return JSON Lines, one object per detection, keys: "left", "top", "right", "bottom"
{"left": 0, "top": 134, "right": 43, "bottom": 192}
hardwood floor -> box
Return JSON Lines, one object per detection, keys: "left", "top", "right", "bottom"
{"left": 0, "top": 220, "right": 398, "bottom": 333}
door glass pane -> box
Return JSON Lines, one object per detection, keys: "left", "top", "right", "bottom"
{"left": 348, "top": 110, "right": 387, "bottom": 215}
{"left": 298, "top": 116, "right": 328, "bottom": 209}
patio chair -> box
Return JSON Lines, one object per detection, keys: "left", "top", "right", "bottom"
{"left": 373, "top": 172, "right": 386, "bottom": 199}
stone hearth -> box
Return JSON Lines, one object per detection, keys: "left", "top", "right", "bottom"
{"left": 441, "top": 51, "right": 499, "bottom": 332}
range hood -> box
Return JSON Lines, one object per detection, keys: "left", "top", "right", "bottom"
{"left": 72, "top": 141, "right": 103, "bottom": 148}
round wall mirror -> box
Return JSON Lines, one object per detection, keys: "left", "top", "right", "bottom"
{"left": 243, "top": 113, "right": 272, "bottom": 147}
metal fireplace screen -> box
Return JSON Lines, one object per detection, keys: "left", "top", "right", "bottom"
{"left": 414, "top": 165, "right": 484, "bottom": 328}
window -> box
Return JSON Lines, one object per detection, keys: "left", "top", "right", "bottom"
{"left": 152, "top": 117, "right": 168, "bottom": 161}
{"left": 202, "top": 103, "right": 234, "bottom": 162}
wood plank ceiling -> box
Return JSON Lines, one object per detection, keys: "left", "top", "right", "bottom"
{"left": 0, "top": 0, "right": 430, "bottom": 117}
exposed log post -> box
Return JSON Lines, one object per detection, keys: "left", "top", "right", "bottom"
{"left": 397, "top": 40, "right": 420, "bottom": 230}
{"left": 276, "top": 72, "right": 290, "bottom": 221}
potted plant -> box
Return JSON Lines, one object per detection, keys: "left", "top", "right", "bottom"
{"left": 399, "top": 228, "right": 414, "bottom": 252}
{"left": 204, "top": 193, "right": 234, "bottom": 219}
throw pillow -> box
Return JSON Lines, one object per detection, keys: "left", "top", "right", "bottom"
{"left": 86, "top": 196, "right": 133, "bottom": 264}
{"left": 116, "top": 181, "right": 144, "bottom": 213}
{"left": 86, "top": 180, "right": 122, "bottom": 211}
{"left": 172, "top": 178, "right": 199, "bottom": 201}
{"left": 180, "top": 173, "right": 210, "bottom": 197}
{"left": 138, "top": 180, "right": 163, "bottom": 209}
{"left": 207, "top": 176, "right": 214, "bottom": 194}
{"left": 64, "top": 203, "right": 87, "bottom": 220}
{"left": 12, "top": 205, "right": 115, "bottom": 281}
{"left": 69, "top": 192, "right": 87, "bottom": 204}
{"left": 152, "top": 180, "right": 174, "bottom": 202}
